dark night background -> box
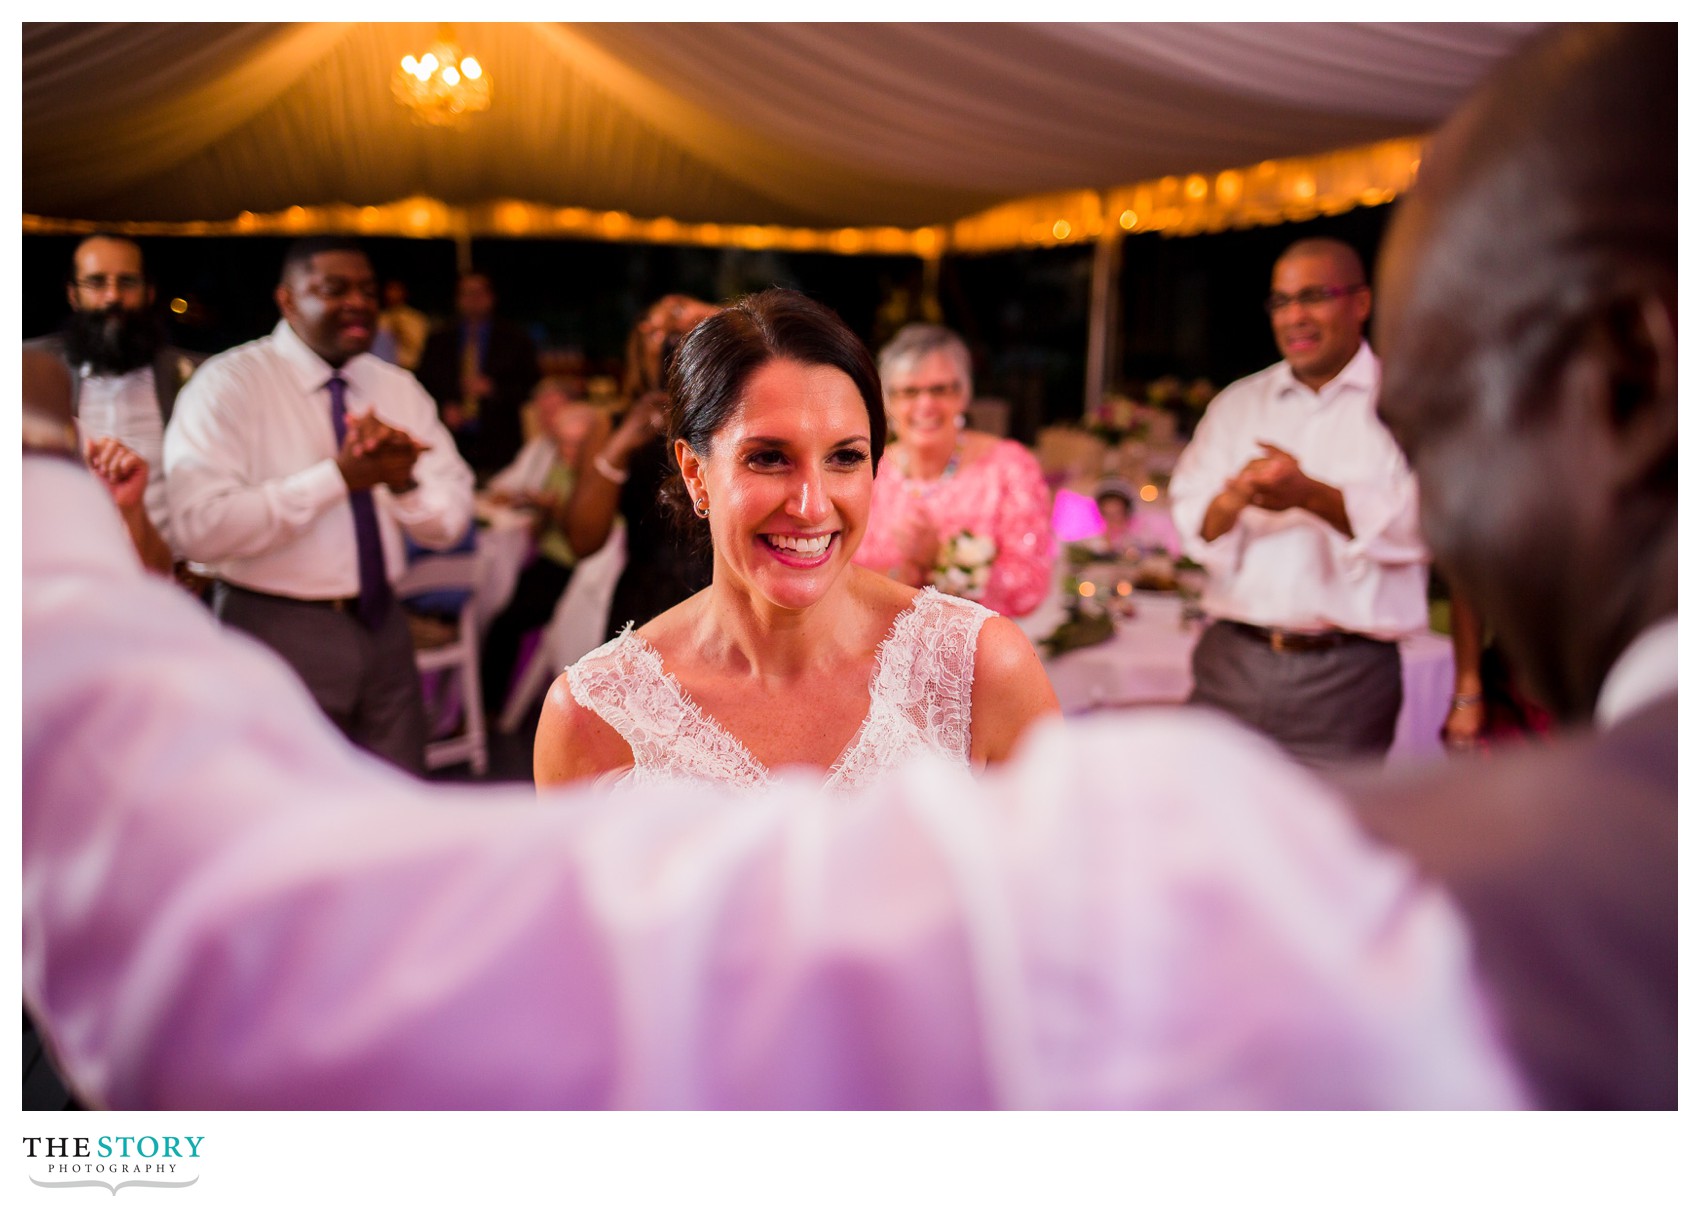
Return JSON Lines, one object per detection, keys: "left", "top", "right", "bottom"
{"left": 22, "top": 204, "right": 1391, "bottom": 441}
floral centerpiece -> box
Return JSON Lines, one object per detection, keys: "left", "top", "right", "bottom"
{"left": 933, "top": 530, "right": 997, "bottom": 601}
{"left": 1085, "top": 392, "right": 1151, "bottom": 447}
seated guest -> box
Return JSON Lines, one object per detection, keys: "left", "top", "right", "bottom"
{"left": 416, "top": 271, "right": 541, "bottom": 479}
{"left": 854, "top": 324, "right": 1055, "bottom": 618}
{"left": 19, "top": 25, "right": 1673, "bottom": 1112}
{"left": 1089, "top": 478, "right": 1139, "bottom": 557}
{"left": 564, "top": 294, "right": 718, "bottom": 640}
{"left": 478, "top": 380, "right": 610, "bottom": 714}
{"left": 535, "top": 290, "right": 1060, "bottom": 790}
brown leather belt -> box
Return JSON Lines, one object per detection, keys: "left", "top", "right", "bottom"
{"left": 219, "top": 581, "right": 359, "bottom": 613}
{"left": 1223, "top": 619, "right": 1392, "bottom": 653}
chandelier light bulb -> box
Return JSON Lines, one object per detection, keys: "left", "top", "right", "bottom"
{"left": 393, "top": 33, "right": 491, "bottom": 128}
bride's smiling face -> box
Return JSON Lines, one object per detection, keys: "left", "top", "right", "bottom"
{"left": 678, "top": 357, "right": 874, "bottom": 613}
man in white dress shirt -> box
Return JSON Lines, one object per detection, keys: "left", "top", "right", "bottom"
{"left": 20, "top": 25, "right": 1672, "bottom": 1111}
{"left": 1169, "top": 238, "right": 1428, "bottom": 766}
{"left": 164, "top": 236, "right": 475, "bottom": 773}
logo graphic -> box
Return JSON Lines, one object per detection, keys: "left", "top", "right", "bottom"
{"left": 29, "top": 1176, "right": 199, "bottom": 1195}
{"left": 22, "top": 1136, "right": 204, "bottom": 1196}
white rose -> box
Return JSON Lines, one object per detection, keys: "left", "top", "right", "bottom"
{"left": 954, "top": 533, "right": 998, "bottom": 568}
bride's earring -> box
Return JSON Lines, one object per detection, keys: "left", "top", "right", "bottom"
{"left": 695, "top": 497, "right": 710, "bottom": 518}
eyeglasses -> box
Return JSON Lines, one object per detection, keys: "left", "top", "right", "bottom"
{"left": 72, "top": 274, "right": 145, "bottom": 294}
{"left": 1264, "top": 284, "right": 1366, "bottom": 314}
{"left": 887, "top": 380, "right": 964, "bottom": 403}
{"left": 302, "top": 277, "right": 380, "bottom": 303}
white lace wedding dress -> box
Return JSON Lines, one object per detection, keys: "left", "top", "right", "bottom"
{"left": 565, "top": 587, "right": 994, "bottom": 790}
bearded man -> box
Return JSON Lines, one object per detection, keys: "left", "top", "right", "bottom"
{"left": 25, "top": 234, "right": 198, "bottom": 551}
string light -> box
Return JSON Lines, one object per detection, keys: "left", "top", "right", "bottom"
{"left": 22, "top": 136, "right": 1427, "bottom": 256}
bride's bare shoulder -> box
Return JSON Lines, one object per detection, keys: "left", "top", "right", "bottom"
{"left": 534, "top": 668, "right": 634, "bottom": 790}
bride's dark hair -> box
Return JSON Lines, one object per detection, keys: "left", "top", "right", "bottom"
{"left": 660, "top": 288, "right": 886, "bottom": 529}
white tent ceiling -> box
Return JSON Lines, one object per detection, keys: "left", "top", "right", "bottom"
{"left": 23, "top": 22, "right": 1545, "bottom": 230}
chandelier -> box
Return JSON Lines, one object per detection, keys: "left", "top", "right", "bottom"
{"left": 392, "top": 26, "right": 490, "bottom": 128}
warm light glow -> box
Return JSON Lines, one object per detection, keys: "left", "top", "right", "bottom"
{"left": 1052, "top": 220, "right": 1071, "bottom": 240}
{"left": 1078, "top": 581, "right": 1097, "bottom": 598}
{"left": 1115, "top": 581, "right": 1134, "bottom": 597}
{"left": 1119, "top": 210, "right": 1137, "bottom": 229}
{"left": 394, "top": 34, "right": 491, "bottom": 128}
{"left": 1185, "top": 175, "right": 1208, "bottom": 200}
{"left": 169, "top": 297, "right": 188, "bottom": 314}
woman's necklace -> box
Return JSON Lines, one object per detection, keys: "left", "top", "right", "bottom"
{"left": 901, "top": 437, "right": 963, "bottom": 500}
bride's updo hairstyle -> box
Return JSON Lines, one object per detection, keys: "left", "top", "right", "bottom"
{"left": 662, "top": 288, "right": 886, "bottom": 528}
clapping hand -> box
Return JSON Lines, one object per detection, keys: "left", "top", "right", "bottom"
{"left": 1237, "top": 442, "right": 1313, "bottom": 511}
{"left": 85, "top": 436, "right": 148, "bottom": 512}
{"left": 338, "top": 412, "right": 430, "bottom": 493}
{"left": 892, "top": 500, "right": 941, "bottom": 583}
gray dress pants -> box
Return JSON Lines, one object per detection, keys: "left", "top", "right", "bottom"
{"left": 1188, "top": 619, "right": 1403, "bottom": 769}
{"left": 215, "top": 583, "right": 428, "bottom": 775}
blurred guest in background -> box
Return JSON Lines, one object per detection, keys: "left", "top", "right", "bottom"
{"left": 25, "top": 233, "right": 198, "bottom": 557}
{"left": 566, "top": 294, "right": 718, "bottom": 640}
{"left": 417, "top": 270, "right": 540, "bottom": 479}
{"left": 855, "top": 324, "right": 1055, "bottom": 618}
{"left": 376, "top": 278, "right": 430, "bottom": 372}
{"left": 1169, "top": 239, "right": 1428, "bottom": 768}
{"left": 1441, "top": 592, "right": 1552, "bottom": 751}
{"left": 478, "top": 379, "right": 610, "bottom": 715}
{"left": 165, "top": 236, "right": 475, "bottom": 773}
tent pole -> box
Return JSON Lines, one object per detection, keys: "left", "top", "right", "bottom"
{"left": 1083, "top": 213, "right": 1123, "bottom": 421}
{"left": 920, "top": 251, "right": 942, "bottom": 319}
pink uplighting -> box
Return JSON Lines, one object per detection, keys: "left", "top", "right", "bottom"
{"left": 1051, "top": 489, "right": 1104, "bottom": 542}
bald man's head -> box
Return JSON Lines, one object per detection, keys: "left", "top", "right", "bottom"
{"left": 1376, "top": 23, "right": 1676, "bottom": 721}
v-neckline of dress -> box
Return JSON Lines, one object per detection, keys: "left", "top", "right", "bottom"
{"left": 622, "top": 587, "right": 942, "bottom": 789}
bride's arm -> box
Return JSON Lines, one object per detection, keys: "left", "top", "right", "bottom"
{"left": 969, "top": 616, "right": 1061, "bottom": 766}
{"left": 534, "top": 673, "right": 636, "bottom": 789}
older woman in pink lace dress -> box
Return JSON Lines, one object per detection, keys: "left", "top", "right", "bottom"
{"left": 854, "top": 325, "right": 1056, "bottom": 618}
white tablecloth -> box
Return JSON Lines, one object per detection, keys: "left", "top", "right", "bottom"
{"left": 1021, "top": 591, "right": 1453, "bottom": 764}
{"left": 471, "top": 501, "right": 536, "bottom": 633}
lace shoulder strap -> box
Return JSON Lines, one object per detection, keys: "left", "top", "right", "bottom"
{"left": 565, "top": 628, "right": 768, "bottom": 787}
{"left": 871, "top": 587, "right": 994, "bottom": 762}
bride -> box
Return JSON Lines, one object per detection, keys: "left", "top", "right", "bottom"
{"left": 535, "top": 289, "right": 1059, "bottom": 790}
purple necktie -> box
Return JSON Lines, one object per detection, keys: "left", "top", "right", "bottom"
{"left": 327, "top": 375, "right": 393, "bottom": 628}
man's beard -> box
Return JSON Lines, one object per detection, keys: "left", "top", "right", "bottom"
{"left": 62, "top": 306, "right": 162, "bottom": 375}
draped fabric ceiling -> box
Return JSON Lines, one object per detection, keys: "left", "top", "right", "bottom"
{"left": 24, "top": 22, "right": 1544, "bottom": 248}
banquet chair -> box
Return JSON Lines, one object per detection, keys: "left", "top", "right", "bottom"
{"left": 396, "top": 547, "right": 488, "bottom": 775}
{"left": 497, "top": 521, "right": 627, "bottom": 734}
